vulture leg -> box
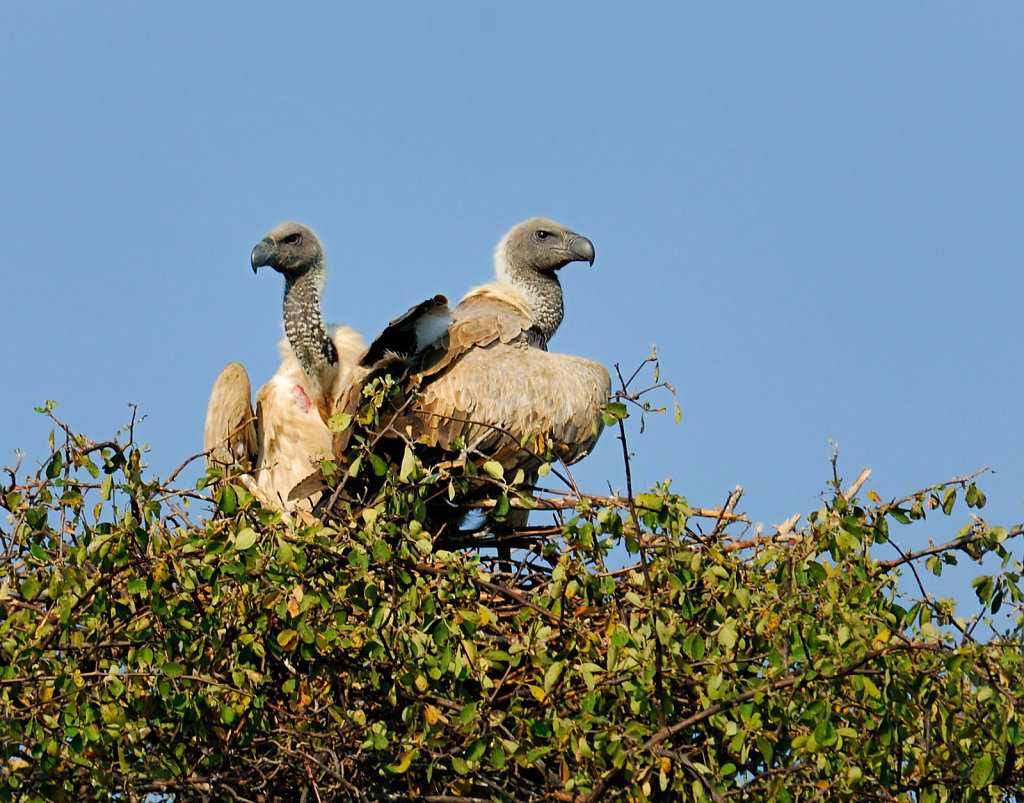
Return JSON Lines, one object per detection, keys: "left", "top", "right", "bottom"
{"left": 493, "top": 467, "right": 538, "bottom": 576}
{"left": 495, "top": 514, "right": 524, "bottom": 576}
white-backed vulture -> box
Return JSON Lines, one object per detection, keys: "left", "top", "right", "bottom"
{"left": 396, "top": 217, "right": 609, "bottom": 472}
{"left": 332, "top": 217, "right": 610, "bottom": 550}
{"left": 204, "top": 222, "right": 364, "bottom": 510}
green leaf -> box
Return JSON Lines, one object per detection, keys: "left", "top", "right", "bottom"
{"left": 890, "top": 507, "right": 910, "bottom": 524}
{"left": 162, "top": 661, "right": 184, "bottom": 679}
{"left": 813, "top": 719, "right": 837, "bottom": 747}
{"left": 942, "top": 487, "right": 956, "bottom": 515}
{"left": 493, "top": 495, "right": 511, "bottom": 519}
{"left": 482, "top": 461, "right": 504, "bottom": 480}
{"left": 682, "top": 633, "right": 706, "bottom": 660}
{"left": 20, "top": 576, "right": 40, "bottom": 601}
{"left": 100, "top": 474, "right": 114, "bottom": 501}
{"left": 217, "top": 484, "right": 237, "bottom": 514}
{"left": 45, "top": 454, "right": 62, "bottom": 479}
{"left": 601, "top": 401, "right": 628, "bottom": 426}
{"left": 543, "top": 661, "right": 563, "bottom": 693}
{"left": 234, "top": 527, "right": 259, "bottom": 551}
{"left": 971, "top": 755, "right": 994, "bottom": 788}
{"left": 368, "top": 453, "right": 388, "bottom": 477}
{"left": 466, "top": 738, "right": 486, "bottom": 762}
{"left": 717, "top": 621, "right": 738, "bottom": 650}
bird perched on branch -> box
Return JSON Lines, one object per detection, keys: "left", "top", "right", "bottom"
{"left": 329, "top": 217, "right": 610, "bottom": 555}
{"left": 397, "top": 218, "right": 607, "bottom": 467}
{"left": 204, "top": 222, "right": 364, "bottom": 510}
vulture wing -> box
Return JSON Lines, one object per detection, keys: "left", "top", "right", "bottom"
{"left": 204, "top": 362, "right": 258, "bottom": 470}
{"left": 405, "top": 339, "right": 611, "bottom": 471}
{"left": 359, "top": 294, "right": 451, "bottom": 368}
{"left": 397, "top": 287, "right": 610, "bottom": 471}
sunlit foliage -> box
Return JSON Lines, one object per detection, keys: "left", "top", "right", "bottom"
{"left": 1, "top": 405, "right": 1022, "bottom": 801}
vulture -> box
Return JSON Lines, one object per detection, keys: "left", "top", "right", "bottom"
{"left": 331, "top": 217, "right": 610, "bottom": 555}
{"left": 204, "top": 222, "right": 364, "bottom": 510}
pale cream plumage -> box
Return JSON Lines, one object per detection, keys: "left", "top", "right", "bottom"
{"left": 398, "top": 284, "right": 610, "bottom": 473}
{"left": 331, "top": 218, "right": 609, "bottom": 548}
{"left": 206, "top": 328, "right": 365, "bottom": 510}
{"left": 204, "top": 363, "right": 258, "bottom": 470}
{"left": 204, "top": 222, "right": 365, "bottom": 510}
{"left": 252, "top": 326, "right": 364, "bottom": 505}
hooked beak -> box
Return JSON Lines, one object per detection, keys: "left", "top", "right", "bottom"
{"left": 250, "top": 238, "right": 275, "bottom": 274}
{"left": 565, "top": 232, "right": 596, "bottom": 266}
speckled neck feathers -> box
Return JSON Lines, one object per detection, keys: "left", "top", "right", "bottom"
{"left": 496, "top": 247, "right": 564, "bottom": 345}
{"left": 282, "top": 266, "right": 338, "bottom": 398}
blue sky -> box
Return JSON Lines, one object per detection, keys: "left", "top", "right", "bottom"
{"left": 2, "top": 4, "right": 1021, "bottom": 615}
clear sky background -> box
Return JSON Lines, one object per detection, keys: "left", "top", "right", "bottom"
{"left": 2, "top": 4, "right": 1021, "bottom": 616}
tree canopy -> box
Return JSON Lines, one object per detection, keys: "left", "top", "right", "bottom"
{"left": 1, "top": 398, "right": 1022, "bottom": 802}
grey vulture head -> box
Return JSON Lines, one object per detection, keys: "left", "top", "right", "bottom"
{"left": 250, "top": 221, "right": 325, "bottom": 279}
{"left": 490, "top": 217, "right": 595, "bottom": 345}
{"left": 250, "top": 221, "right": 339, "bottom": 411}
{"left": 495, "top": 217, "right": 595, "bottom": 282}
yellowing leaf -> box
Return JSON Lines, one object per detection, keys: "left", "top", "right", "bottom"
{"left": 327, "top": 412, "right": 352, "bottom": 432}
{"left": 277, "top": 629, "right": 298, "bottom": 650}
{"left": 717, "top": 621, "right": 738, "bottom": 650}
{"left": 286, "top": 585, "right": 303, "bottom": 618}
{"left": 482, "top": 461, "right": 504, "bottom": 480}
{"left": 387, "top": 748, "right": 417, "bottom": 774}
{"left": 424, "top": 704, "right": 448, "bottom": 726}
{"left": 399, "top": 445, "right": 417, "bottom": 482}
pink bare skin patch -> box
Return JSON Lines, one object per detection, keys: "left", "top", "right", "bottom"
{"left": 291, "top": 384, "right": 312, "bottom": 412}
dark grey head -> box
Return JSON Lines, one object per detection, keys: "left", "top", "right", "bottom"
{"left": 250, "top": 221, "right": 325, "bottom": 277}
{"left": 495, "top": 217, "right": 595, "bottom": 281}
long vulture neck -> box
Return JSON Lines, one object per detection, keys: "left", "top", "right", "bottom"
{"left": 282, "top": 265, "right": 338, "bottom": 402}
{"left": 499, "top": 258, "right": 564, "bottom": 346}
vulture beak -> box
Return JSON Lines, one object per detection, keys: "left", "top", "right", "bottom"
{"left": 565, "top": 232, "right": 596, "bottom": 266}
{"left": 250, "top": 238, "right": 276, "bottom": 274}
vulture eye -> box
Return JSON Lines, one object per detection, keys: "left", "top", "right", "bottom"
{"left": 536, "top": 231, "right": 550, "bottom": 240}
{"left": 283, "top": 233, "right": 301, "bottom": 245}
